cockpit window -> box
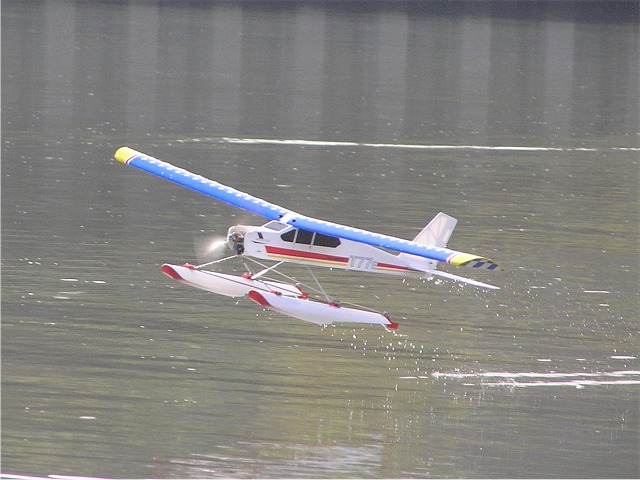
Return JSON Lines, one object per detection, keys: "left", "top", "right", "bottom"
{"left": 295, "top": 229, "right": 314, "bottom": 245}
{"left": 280, "top": 228, "right": 341, "bottom": 248}
{"left": 313, "top": 233, "right": 341, "bottom": 248}
{"left": 280, "top": 229, "right": 296, "bottom": 242}
{"left": 263, "top": 221, "right": 288, "bottom": 231}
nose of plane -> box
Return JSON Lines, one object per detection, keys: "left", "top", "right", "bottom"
{"left": 227, "top": 225, "right": 247, "bottom": 254}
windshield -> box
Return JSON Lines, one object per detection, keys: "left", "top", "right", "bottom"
{"left": 263, "top": 221, "right": 289, "bottom": 231}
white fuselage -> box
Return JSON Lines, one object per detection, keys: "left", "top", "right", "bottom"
{"left": 227, "top": 221, "right": 428, "bottom": 277}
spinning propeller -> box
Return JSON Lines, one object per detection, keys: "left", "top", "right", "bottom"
{"left": 194, "top": 234, "right": 229, "bottom": 263}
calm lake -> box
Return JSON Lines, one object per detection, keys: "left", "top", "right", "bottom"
{"left": 2, "top": 1, "right": 639, "bottom": 477}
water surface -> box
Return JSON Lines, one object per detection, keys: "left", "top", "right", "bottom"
{"left": 2, "top": 1, "right": 638, "bottom": 477}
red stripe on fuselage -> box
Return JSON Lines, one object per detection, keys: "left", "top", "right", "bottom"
{"left": 376, "top": 262, "right": 421, "bottom": 273}
{"left": 264, "top": 246, "right": 422, "bottom": 273}
{"left": 265, "top": 246, "right": 348, "bottom": 264}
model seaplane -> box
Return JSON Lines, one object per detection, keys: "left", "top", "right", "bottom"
{"left": 114, "top": 147, "right": 502, "bottom": 330}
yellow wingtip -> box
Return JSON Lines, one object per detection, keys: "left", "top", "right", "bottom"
{"left": 114, "top": 146, "right": 141, "bottom": 164}
{"left": 448, "top": 252, "right": 479, "bottom": 266}
{"left": 449, "top": 252, "right": 503, "bottom": 271}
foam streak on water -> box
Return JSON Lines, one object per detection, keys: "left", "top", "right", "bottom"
{"left": 428, "top": 370, "right": 640, "bottom": 388}
{"left": 211, "top": 137, "right": 640, "bottom": 152}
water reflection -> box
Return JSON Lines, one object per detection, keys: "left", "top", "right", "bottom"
{"left": 153, "top": 440, "right": 387, "bottom": 478}
{"left": 3, "top": 2, "right": 638, "bottom": 142}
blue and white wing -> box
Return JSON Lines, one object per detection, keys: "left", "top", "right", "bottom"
{"left": 114, "top": 147, "right": 501, "bottom": 270}
{"left": 115, "top": 147, "right": 291, "bottom": 221}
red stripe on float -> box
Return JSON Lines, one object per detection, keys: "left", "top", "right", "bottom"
{"left": 161, "top": 264, "right": 183, "bottom": 280}
{"left": 248, "top": 290, "right": 271, "bottom": 307}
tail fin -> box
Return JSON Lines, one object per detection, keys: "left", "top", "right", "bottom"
{"left": 399, "top": 213, "right": 500, "bottom": 290}
{"left": 398, "top": 213, "right": 457, "bottom": 272}
{"left": 410, "top": 212, "right": 457, "bottom": 247}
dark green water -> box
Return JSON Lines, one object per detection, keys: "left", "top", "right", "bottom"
{"left": 2, "top": 1, "right": 638, "bottom": 477}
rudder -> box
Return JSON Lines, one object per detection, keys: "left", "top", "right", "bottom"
{"left": 410, "top": 212, "right": 457, "bottom": 247}
{"left": 398, "top": 213, "right": 458, "bottom": 273}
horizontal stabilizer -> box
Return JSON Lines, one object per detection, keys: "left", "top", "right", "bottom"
{"left": 431, "top": 270, "right": 500, "bottom": 290}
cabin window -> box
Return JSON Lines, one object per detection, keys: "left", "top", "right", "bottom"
{"left": 313, "top": 233, "right": 341, "bottom": 248}
{"left": 295, "top": 229, "right": 314, "bottom": 245}
{"left": 281, "top": 228, "right": 340, "bottom": 248}
{"left": 280, "top": 230, "right": 296, "bottom": 242}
